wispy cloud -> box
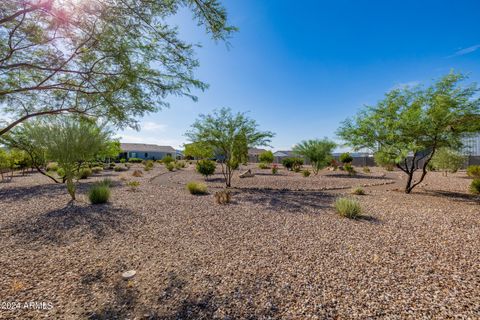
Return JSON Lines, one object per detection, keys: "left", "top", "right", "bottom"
{"left": 141, "top": 121, "right": 167, "bottom": 132}
{"left": 448, "top": 44, "right": 480, "bottom": 58}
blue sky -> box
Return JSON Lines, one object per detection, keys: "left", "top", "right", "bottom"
{"left": 118, "top": 0, "right": 480, "bottom": 151}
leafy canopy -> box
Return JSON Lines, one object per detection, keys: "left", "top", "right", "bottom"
{"left": 259, "top": 150, "right": 274, "bottom": 164}
{"left": 337, "top": 72, "right": 480, "bottom": 193}
{"left": 186, "top": 107, "right": 274, "bottom": 187}
{"left": 293, "top": 139, "right": 336, "bottom": 175}
{"left": 0, "top": 0, "right": 235, "bottom": 135}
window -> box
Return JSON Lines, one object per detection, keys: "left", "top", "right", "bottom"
{"left": 145, "top": 152, "right": 148, "bottom": 158}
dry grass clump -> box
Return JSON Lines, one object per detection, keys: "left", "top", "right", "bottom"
{"left": 214, "top": 190, "right": 231, "bottom": 204}
{"left": 335, "top": 197, "right": 361, "bottom": 219}
{"left": 302, "top": 170, "right": 311, "bottom": 177}
{"left": 166, "top": 163, "right": 175, "bottom": 171}
{"left": 352, "top": 187, "right": 366, "bottom": 195}
{"left": 467, "top": 165, "right": 480, "bottom": 178}
{"left": 126, "top": 180, "right": 140, "bottom": 191}
{"left": 186, "top": 181, "right": 207, "bottom": 195}
{"left": 362, "top": 167, "right": 371, "bottom": 173}
{"left": 132, "top": 170, "right": 143, "bottom": 177}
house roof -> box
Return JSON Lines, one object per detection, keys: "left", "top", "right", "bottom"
{"left": 248, "top": 148, "right": 268, "bottom": 155}
{"left": 273, "top": 150, "right": 296, "bottom": 157}
{"left": 120, "top": 143, "right": 176, "bottom": 153}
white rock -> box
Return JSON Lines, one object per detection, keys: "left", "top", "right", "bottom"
{"left": 122, "top": 270, "right": 136, "bottom": 280}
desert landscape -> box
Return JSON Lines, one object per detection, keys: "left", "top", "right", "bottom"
{"left": 1, "top": 163, "right": 478, "bottom": 319}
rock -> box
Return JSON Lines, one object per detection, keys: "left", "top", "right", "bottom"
{"left": 239, "top": 169, "right": 255, "bottom": 178}
{"left": 122, "top": 270, "right": 136, "bottom": 280}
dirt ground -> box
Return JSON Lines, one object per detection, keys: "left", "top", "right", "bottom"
{"left": 0, "top": 163, "right": 479, "bottom": 319}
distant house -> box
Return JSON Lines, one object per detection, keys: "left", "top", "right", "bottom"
{"left": 273, "top": 150, "right": 296, "bottom": 163}
{"left": 120, "top": 143, "right": 176, "bottom": 161}
{"left": 248, "top": 148, "right": 268, "bottom": 163}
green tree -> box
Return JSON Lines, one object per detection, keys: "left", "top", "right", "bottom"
{"left": 0, "top": 0, "right": 235, "bottom": 136}
{"left": 184, "top": 142, "right": 214, "bottom": 160}
{"left": 259, "top": 150, "right": 274, "bottom": 164}
{"left": 293, "top": 139, "right": 336, "bottom": 175}
{"left": 337, "top": 73, "right": 480, "bottom": 193}
{"left": 0, "top": 149, "right": 12, "bottom": 181}
{"left": 27, "top": 117, "right": 110, "bottom": 200}
{"left": 98, "top": 140, "right": 122, "bottom": 163}
{"left": 186, "top": 107, "right": 274, "bottom": 187}
{"left": 430, "top": 148, "right": 466, "bottom": 176}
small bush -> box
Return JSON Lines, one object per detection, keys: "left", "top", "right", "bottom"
{"left": 258, "top": 162, "right": 270, "bottom": 169}
{"left": 330, "top": 159, "right": 339, "bottom": 170}
{"left": 302, "top": 169, "right": 311, "bottom": 177}
{"left": 92, "top": 166, "right": 103, "bottom": 174}
{"left": 259, "top": 151, "right": 274, "bottom": 164}
{"left": 470, "top": 179, "right": 480, "bottom": 194}
{"left": 196, "top": 160, "right": 216, "bottom": 178}
{"left": 88, "top": 184, "right": 110, "bottom": 204}
{"left": 162, "top": 155, "right": 174, "bottom": 165}
{"left": 144, "top": 160, "right": 154, "bottom": 169}
{"left": 77, "top": 168, "right": 92, "bottom": 179}
{"left": 271, "top": 164, "right": 278, "bottom": 174}
{"left": 467, "top": 165, "right": 480, "bottom": 178}
{"left": 127, "top": 180, "right": 140, "bottom": 190}
{"left": 362, "top": 167, "right": 371, "bottom": 173}
{"left": 186, "top": 181, "right": 207, "bottom": 195}
{"left": 114, "top": 166, "right": 127, "bottom": 172}
{"left": 282, "top": 157, "right": 303, "bottom": 171}
{"left": 128, "top": 158, "right": 143, "bottom": 163}
{"left": 215, "top": 190, "right": 231, "bottom": 204}
{"left": 175, "top": 161, "right": 186, "bottom": 169}
{"left": 339, "top": 152, "right": 353, "bottom": 164}
{"left": 344, "top": 164, "right": 356, "bottom": 175}
{"left": 132, "top": 170, "right": 143, "bottom": 177}
{"left": 46, "top": 162, "right": 59, "bottom": 172}
{"left": 335, "top": 197, "right": 361, "bottom": 219}
{"left": 120, "top": 158, "right": 126, "bottom": 163}
{"left": 352, "top": 187, "right": 365, "bottom": 195}
{"left": 144, "top": 166, "right": 152, "bottom": 172}
{"left": 166, "top": 162, "right": 175, "bottom": 171}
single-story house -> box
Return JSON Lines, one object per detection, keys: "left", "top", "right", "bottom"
{"left": 248, "top": 148, "right": 268, "bottom": 163}
{"left": 273, "top": 150, "right": 296, "bottom": 164}
{"left": 119, "top": 143, "right": 176, "bottom": 161}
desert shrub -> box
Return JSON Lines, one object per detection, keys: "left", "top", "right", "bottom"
{"left": 339, "top": 152, "right": 353, "bottom": 164}
{"left": 352, "top": 187, "right": 365, "bottom": 195}
{"left": 344, "top": 163, "right": 356, "bottom": 175}
{"left": 430, "top": 148, "right": 466, "bottom": 176}
{"left": 157, "top": 159, "right": 163, "bottom": 164}
{"left": 127, "top": 180, "right": 140, "bottom": 190}
{"left": 77, "top": 168, "right": 92, "bottom": 179}
{"left": 271, "top": 164, "right": 278, "bottom": 174}
{"left": 175, "top": 161, "right": 186, "bottom": 169}
{"left": 302, "top": 169, "right": 311, "bottom": 177}
{"left": 470, "top": 179, "right": 480, "bottom": 194}
{"left": 282, "top": 157, "right": 303, "bottom": 171}
{"left": 162, "top": 155, "right": 174, "bottom": 165}
{"left": 363, "top": 167, "right": 371, "bottom": 173}
{"left": 120, "top": 158, "right": 126, "bottom": 163}
{"left": 258, "top": 162, "right": 270, "bottom": 169}
{"left": 259, "top": 151, "right": 274, "bottom": 164}
{"left": 186, "top": 181, "right": 207, "bottom": 195}
{"left": 88, "top": 184, "right": 110, "bottom": 204}
{"left": 114, "top": 166, "right": 127, "bottom": 172}
{"left": 46, "top": 162, "right": 59, "bottom": 172}
{"left": 92, "top": 166, "right": 103, "bottom": 174}
{"left": 144, "top": 160, "right": 154, "bottom": 168}
{"left": 335, "top": 197, "right": 361, "bottom": 218}
{"left": 196, "top": 160, "right": 215, "bottom": 178}
{"left": 467, "top": 165, "right": 480, "bottom": 178}
{"left": 214, "top": 190, "right": 231, "bottom": 204}
{"left": 166, "top": 162, "right": 175, "bottom": 171}
{"left": 132, "top": 170, "right": 143, "bottom": 177}
{"left": 128, "top": 158, "right": 143, "bottom": 163}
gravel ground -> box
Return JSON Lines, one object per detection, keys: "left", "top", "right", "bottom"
{"left": 0, "top": 163, "right": 479, "bottom": 319}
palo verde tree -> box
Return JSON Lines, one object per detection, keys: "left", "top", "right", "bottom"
{"left": 293, "top": 138, "right": 336, "bottom": 175}
{"left": 186, "top": 107, "right": 274, "bottom": 187}
{"left": 337, "top": 73, "right": 480, "bottom": 193}
{"left": 430, "top": 147, "right": 466, "bottom": 176}
{"left": 0, "top": 0, "right": 235, "bottom": 136}
{"left": 183, "top": 142, "right": 214, "bottom": 160}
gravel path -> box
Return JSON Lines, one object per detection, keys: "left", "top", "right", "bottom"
{"left": 0, "top": 163, "right": 479, "bottom": 319}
